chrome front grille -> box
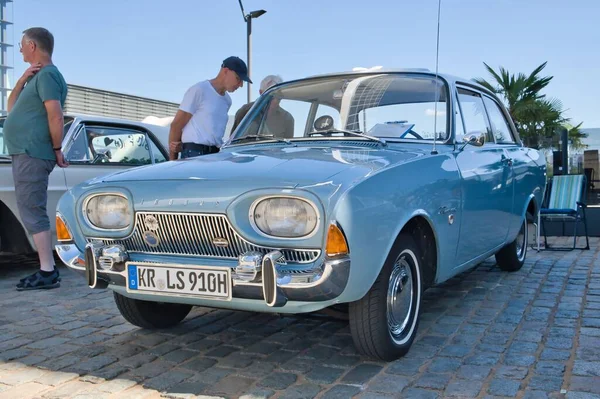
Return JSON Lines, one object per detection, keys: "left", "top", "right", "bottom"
{"left": 90, "top": 212, "right": 320, "bottom": 264}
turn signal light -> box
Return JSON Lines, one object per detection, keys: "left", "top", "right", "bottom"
{"left": 56, "top": 215, "right": 72, "bottom": 242}
{"left": 326, "top": 223, "right": 349, "bottom": 257}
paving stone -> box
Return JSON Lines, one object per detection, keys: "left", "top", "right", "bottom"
{"left": 427, "top": 357, "right": 462, "bottom": 373}
{"left": 0, "top": 368, "right": 47, "bottom": 385}
{"left": 444, "top": 379, "right": 483, "bottom": 397}
{"left": 573, "top": 361, "right": 600, "bottom": 377}
{"left": 236, "top": 361, "right": 276, "bottom": 380}
{"left": 569, "top": 376, "right": 600, "bottom": 394}
{"left": 321, "top": 385, "right": 362, "bottom": 399}
{"left": 464, "top": 352, "right": 501, "bottom": 366}
{"left": 203, "top": 375, "right": 255, "bottom": 397}
{"left": 65, "top": 355, "right": 118, "bottom": 374}
{"left": 305, "top": 365, "right": 345, "bottom": 384}
{"left": 503, "top": 354, "right": 536, "bottom": 367}
{"left": 535, "top": 361, "right": 566, "bottom": 377}
{"left": 495, "top": 366, "right": 529, "bottom": 380}
{"left": 277, "top": 383, "right": 322, "bottom": 399}
{"left": 488, "top": 378, "right": 521, "bottom": 396}
{"left": 458, "top": 364, "right": 493, "bottom": 380}
{"left": 239, "top": 388, "right": 276, "bottom": 399}
{"left": 540, "top": 348, "right": 571, "bottom": 361}
{"left": 366, "top": 373, "right": 410, "bottom": 393}
{"left": 398, "top": 388, "right": 440, "bottom": 399}
{"left": 257, "top": 372, "right": 297, "bottom": 390}
{"left": 527, "top": 375, "right": 564, "bottom": 391}
{"left": 341, "top": 364, "right": 383, "bottom": 384}
{"left": 415, "top": 373, "right": 451, "bottom": 390}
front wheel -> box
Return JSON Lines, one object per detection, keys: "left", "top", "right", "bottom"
{"left": 349, "top": 233, "right": 423, "bottom": 361}
{"left": 495, "top": 217, "right": 528, "bottom": 272}
{"left": 113, "top": 292, "right": 193, "bottom": 329}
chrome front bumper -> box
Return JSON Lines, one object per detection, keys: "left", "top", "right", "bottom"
{"left": 56, "top": 242, "right": 350, "bottom": 306}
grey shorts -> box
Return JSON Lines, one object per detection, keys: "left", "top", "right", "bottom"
{"left": 11, "top": 154, "right": 56, "bottom": 235}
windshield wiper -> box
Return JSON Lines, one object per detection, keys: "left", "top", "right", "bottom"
{"left": 307, "top": 129, "right": 387, "bottom": 146}
{"left": 229, "top": 134, "right": 293, "bottom": 145}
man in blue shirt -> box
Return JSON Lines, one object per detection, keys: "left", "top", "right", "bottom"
{"left": 4, "top": 27, "right": 68, "bottom": 290}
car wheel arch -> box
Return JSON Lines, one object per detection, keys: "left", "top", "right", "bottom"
{"left": 398, "top": 215, "right": 438, "bottom": 290}
{"left": 0, "top": 200, "right": 33, "bottom": 254}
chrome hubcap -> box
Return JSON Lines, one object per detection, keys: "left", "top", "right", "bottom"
{"left": 516, "top": 220, "right": 527, "bottom": 260}
{"left": 387, "top": 256, "right": 414, "bottom": 342}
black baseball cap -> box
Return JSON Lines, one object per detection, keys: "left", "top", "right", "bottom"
{"left": 222, "top": 56, "right": 252, "bottom": 84}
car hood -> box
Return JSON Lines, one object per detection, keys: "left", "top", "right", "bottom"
{"left": 97, "top": 143, "right": 424, "bottom": 187}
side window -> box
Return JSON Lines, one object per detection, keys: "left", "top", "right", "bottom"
{"left": 148, "top": 136, "right": 167, "bottom": 163}
{"left": 454, "top": 93, "right": 466, "bottom": 143}
{"left": 483, "top": 96, "right": 515, "bottom": 144}
{"left": 86, "top": 126, "right": 153, "bottom": 165}
{"left": 457, "top": 88, "right": 493, "bottom": 143}
{"left": 251, "top": 98, "right": 310, "bottom": 139}
{"left": 65, "top": 125, "right": 92, "bottom": 162}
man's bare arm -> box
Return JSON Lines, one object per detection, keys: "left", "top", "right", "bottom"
{"left": 44, "top": 99, "right": 68, "bottom": 167}
{"left": 168, "top": 109, "right": 193, "bottom": 160}
{"left": 8, "top": 64, "right": 41, "bottom": 112}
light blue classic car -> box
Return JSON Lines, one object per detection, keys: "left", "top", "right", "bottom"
{"left": 56, "top": 70, "right": 546, "bottom": 360}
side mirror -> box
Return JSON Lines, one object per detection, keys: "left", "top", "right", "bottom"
{"left": 460, "top": 132, "right": 485, "bottom": 150}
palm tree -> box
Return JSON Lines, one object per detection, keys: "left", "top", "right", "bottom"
{"left": 474, "top": 62, "right": 553, "bottom": 119}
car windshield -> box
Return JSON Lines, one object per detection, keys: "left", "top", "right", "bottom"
{"left": 227, "top": 73, "right": 449, "bottom": 145}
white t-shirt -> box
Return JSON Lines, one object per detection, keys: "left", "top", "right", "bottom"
{"left": 180, "top": 80, "right": 232, "bottom": 147}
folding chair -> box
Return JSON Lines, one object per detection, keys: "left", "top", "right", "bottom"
{"left": 538, "top": 174, "right": 590, "bottom": 251}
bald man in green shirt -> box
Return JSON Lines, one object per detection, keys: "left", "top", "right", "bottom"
{"left": 5, "top": 27, "right": 68, "bottom": 291}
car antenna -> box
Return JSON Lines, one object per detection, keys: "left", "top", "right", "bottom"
{"left": 431, "top": 0, "right": 442, "bottom": 155}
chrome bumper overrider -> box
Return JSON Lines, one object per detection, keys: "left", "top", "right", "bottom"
{"left": 56, "top": 243, "right": 350, "bottom": 306}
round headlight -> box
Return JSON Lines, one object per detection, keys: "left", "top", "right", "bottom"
{"left": 252, "top": 197, "right": 318, "bottom": 238}
{"left": 85, "top": 195, "right": 131, "bottom": 230}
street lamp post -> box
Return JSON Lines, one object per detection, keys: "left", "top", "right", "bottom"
{"left": 237, "top": 0, "right": 266, "bottom": 103}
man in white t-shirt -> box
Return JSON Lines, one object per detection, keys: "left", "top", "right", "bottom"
{"left": 168, "top": 56, "right": 251, "bottom": 160}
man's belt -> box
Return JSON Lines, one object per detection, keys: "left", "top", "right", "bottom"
{"left": 182, "top": 142, "right": 219, "bottom": 154}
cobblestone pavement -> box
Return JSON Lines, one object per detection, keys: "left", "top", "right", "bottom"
{"left": 0, "top": 237, "right": 599, "bottom": 399}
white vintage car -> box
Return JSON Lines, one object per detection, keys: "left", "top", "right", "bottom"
{"left": 0, "top": 114, "right": 169, "bottom": 255}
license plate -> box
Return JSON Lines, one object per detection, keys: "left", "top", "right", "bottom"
{"left": 126, "top": 263, "right": 231, "bottom": 300}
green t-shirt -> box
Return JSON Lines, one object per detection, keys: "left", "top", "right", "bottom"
{"left": 4, "top": 64, "right": 67, "bottom": 160}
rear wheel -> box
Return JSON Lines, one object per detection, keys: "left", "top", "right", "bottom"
{"left": 495, "top": 217, "right": 527, "bottom": 272}
{"left": 349, "top": 233, "right": 422, "bottom": 360}
{"left": 113, "top": 292, "right": 192, "bottom": 329}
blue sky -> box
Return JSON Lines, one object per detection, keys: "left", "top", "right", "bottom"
{"left": 10, "top": 0, "right": 600, "bottom": 127}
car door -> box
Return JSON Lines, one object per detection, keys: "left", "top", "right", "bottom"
{"left": 453, "top": 87, "right": 513, "bottom": 267}
{"left": 481, "top": 94, "right": 526, "bottom": 239}
{"left": 62, "top": 122, "right": 168, "bottom": 189}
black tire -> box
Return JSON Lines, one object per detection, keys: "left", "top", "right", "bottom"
{"left": 495, "top": 217, "right": 528, "bottom": 272}
{"left": 113, "top": 292, "right": 192, "bottom": 329}
{"left": 349, "top": 233, "right": 423, "bottom": 361}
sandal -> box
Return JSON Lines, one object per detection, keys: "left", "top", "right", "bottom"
{"left": 16, "top": 270, "right": 60, "bottom": 291}
{"left": 19, "top": 267, "right": 61, "bottom": 283}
